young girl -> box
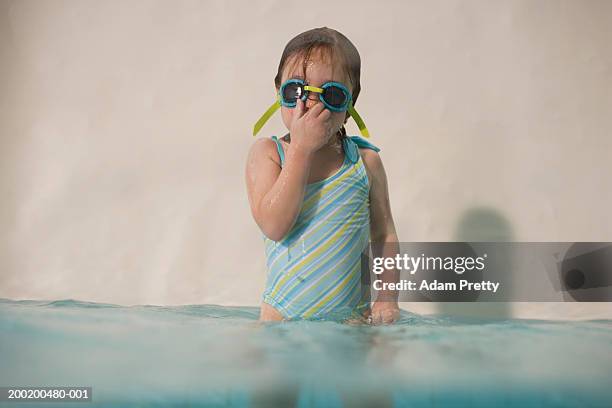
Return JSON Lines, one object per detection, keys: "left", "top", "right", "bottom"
{"left": 245, "top": 27, "right": 400, "bottom": 324}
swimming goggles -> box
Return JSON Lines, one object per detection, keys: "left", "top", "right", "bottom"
{"left": 253, "top": 78, "right": 370, "bottom": 138}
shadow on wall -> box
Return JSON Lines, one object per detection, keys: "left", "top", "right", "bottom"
{"left": 436, "top": 206, "right": 515, "bottom": 319}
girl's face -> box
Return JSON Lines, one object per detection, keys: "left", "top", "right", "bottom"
{"left": 278, "top": 50, "right": 351, "bottom": 140}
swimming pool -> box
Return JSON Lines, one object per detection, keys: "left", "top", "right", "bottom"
{"left": 1, "top": 298, "right": 610, "bottom": 407}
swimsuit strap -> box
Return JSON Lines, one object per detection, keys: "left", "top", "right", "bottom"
{"left": 348, "top": 135, "right": 380, "bottom": 153}
{"left": 270, "top": 135, "right": 286, "bottom": 167}
{"left": 343, "top": 136, "right": 381, "bottom": 164}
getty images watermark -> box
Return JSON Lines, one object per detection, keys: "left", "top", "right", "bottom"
{"left": 362, "top": 242, "right": 612, "bottom": 302}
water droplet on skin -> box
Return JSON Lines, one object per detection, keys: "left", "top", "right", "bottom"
{"left": 268, "top": 175, "right": 288, "bottom": 208}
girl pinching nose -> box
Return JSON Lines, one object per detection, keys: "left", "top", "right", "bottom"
{"left": 246, "top": 27, "right": 400, "bottom": 323}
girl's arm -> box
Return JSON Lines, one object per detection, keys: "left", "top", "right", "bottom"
{"left": 245, "top": 99, "right": 335, "bottom": 241}
{"left": 245, "top": 138, "right": 314, "bottom": 241}
{"left": 361, "top": 148, "right": 401, "bottom": 324}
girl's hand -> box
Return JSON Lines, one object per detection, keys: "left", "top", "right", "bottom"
{"left": 367, "top": 301, "right": 400, "bottom": 325}
{"left": 289, "top": 97, "right": 335, "bottom": 154}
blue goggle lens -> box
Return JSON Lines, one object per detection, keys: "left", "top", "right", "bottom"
{"left": 322, "top": 86, "right": 347, "bottom": 108}
{"left": 281, "top": 82, "right": 303, "bottom": 104}
{"left": 280, "top": 81, "right": 349, "bottom": 110}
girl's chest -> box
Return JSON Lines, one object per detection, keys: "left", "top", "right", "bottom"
{"left": 307, "top": 155, "right": 346, "bottom": 185}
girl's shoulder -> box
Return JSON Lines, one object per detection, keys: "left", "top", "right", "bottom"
{"left": 248, "top": 135, "right": 284, "bottom": 168}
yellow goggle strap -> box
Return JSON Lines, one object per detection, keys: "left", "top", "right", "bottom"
{"left": 253, "top": 95, "right": 371, "bottom": 139}
{"left": 348, "top": 103, "right": 370, "bottom": 138}
{"left": 253, "top": 97, "right": 281, "bottom": 136}
{"left": 303, "top": 85, "right": 324, "bottom": 93}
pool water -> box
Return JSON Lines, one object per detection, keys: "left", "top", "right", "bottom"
{"left": 1, "top": 298, "right": 610, "bottom": 407}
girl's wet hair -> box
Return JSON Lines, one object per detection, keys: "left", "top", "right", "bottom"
{"left": 274, "top": 27, "right": 362, "bottom": 142}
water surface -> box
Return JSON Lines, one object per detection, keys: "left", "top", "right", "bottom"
{"left": 1, "top": 299, "right": 610, "bottom": 407}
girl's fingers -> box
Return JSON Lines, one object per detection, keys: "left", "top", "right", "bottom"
{"left": 318, "top": 108, "right": 331, "bottom": 121}
{"left": 383, "top": 310, "right": 396, "bottom": 324}
{"left": 369, "top": 309, "right": 399, "bottom": 325}
{"left": 372, "top": 313, "right": 382, "bottom": 325}
{"left": 306, "top": 101, "right": 325, "bottom": 118}
{"left": 294, "top": 97, "right": 305, "bottom": 119}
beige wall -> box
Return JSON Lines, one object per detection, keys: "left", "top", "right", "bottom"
{"left": 1, "top": 0, "right": 611, "bottom": 319}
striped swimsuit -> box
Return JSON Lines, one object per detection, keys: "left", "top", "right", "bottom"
{"left": 262, "top": 134, "right": 380, "bottom": 321}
